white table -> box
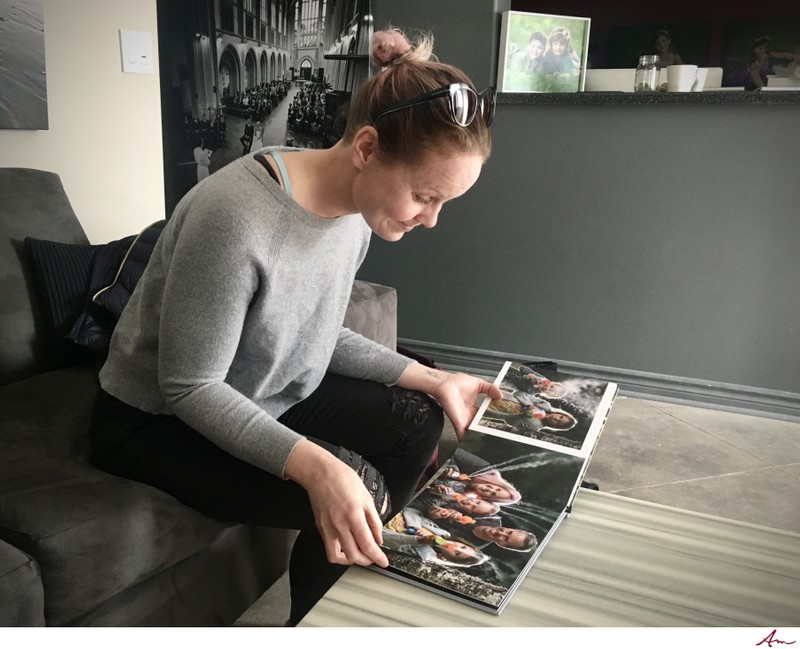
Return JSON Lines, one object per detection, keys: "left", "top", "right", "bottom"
{"left": 299, "top": 489, "right": 800, "bottom": 627}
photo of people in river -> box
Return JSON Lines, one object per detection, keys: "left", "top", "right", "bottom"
{"left": 377, "top": 360, "right": 618, "bottom": 613}
{"left": 473, "top": 361, "right": 614, "bottom": 455}
{"left": 381, "top": 435, "right": 584, "bottom": 611}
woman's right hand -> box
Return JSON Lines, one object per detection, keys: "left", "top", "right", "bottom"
{"left": 285, "top": 439, "right": 389, "bottom": 568}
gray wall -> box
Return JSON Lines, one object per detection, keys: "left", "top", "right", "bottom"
{"left": 372, "top": 0, "right": 509, "bottom": 90}
{"left": 366, "top": 2, "right": 800, "bottom": 418}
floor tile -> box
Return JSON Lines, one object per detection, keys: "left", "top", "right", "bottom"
{"left": 613, "top": 467, "right": 800, "bottom": 534}
{"left": 584, "top": 397, "right": 770, "bottom": 492}
{"left": 650, "top": 400, "right": 800, "bottom": 466}
{"left": 780, "top": 463, "right": 800, "bottom": 478}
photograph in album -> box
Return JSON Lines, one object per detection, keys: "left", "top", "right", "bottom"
{"left": 373, "top": 360, "right": 618, "bottom": 614}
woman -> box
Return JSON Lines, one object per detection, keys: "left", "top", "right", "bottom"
{"left": 727, "top": 36, "right": 794, "bottom": 90}
{"left": 742, "top": 36, "right": 794, "bottom": 90}
{"left": 90, "top": 27, "right": 501, "bottom": 625}
{"left": 654, "top": 30, "right": 682, "bottom": 68}
{"left": 746, "top": 36, "right": 773, "bottom": 90}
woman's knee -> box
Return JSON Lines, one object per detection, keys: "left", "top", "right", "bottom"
{"left": 388, "top": 387, "right": 444, "bottom": 449}
{"left": 390, "top": 387, "right": 437, "bottom": 423}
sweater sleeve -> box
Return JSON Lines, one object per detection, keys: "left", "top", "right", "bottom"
{"left": 327, "top": 326, "right": 413, "bottom": 385}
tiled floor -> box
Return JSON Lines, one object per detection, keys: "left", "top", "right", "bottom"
{"left": 235, "top": 395, "right": 800, "bottom": 626}
{"left": 583, "top": 396, "right": 800, "bottom": 535}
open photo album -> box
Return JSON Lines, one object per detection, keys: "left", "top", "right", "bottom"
{"left": 372, "top": 360, "right": 618, "bottom": 614}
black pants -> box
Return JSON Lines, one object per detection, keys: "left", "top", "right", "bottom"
{"left": 90, "top": 372, "right": 443, "bottom": 625}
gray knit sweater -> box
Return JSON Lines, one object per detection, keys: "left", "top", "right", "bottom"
{"left": 99, "top": 150, "right": 413, "bottom": 478}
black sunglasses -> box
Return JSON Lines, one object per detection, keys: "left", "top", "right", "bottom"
{"left": 373, "top": 83, "right": 495, "bottom": 127}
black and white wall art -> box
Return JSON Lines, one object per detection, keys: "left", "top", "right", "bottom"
{"left": 0, "top": 0, "right": 48, "bottom": 130}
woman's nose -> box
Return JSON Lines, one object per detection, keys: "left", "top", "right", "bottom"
{"left": 417, "top": 206, "right": 440, "bottom": 228}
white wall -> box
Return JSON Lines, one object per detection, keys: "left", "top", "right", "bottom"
{"left": 0, "top": 0, "right": 164, "bottom": 243}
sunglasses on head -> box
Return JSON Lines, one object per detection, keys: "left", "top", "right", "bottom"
{"left": 373, "top": 83, "right": 496, "bottom": 127}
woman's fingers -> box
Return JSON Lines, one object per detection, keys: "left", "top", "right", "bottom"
{"left": 321, "top": 507, "right": 388, "bottom": 567}
{"left": 286, "top": 439, "right": 390, "bottom": 568}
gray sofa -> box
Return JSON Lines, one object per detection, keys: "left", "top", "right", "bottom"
{"left": 0, "top": 167, "right": 399, "bottom": 626}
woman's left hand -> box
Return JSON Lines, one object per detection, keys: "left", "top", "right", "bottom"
{"left": 396, "top": 362, "right": 502, "bottom": 441}
{"left": 428, "top": 371, "right": 503, "bottom": 440}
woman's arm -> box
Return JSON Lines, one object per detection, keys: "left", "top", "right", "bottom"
{"left": 285, "top": 439, "right": 389, "bottom": 567}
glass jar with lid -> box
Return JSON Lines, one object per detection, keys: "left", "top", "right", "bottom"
{"left": 634, "top": 55, "right": 660, "bottom": 92}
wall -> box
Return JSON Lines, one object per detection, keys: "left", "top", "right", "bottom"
{"left": 372, "top": 0, "right": 511, "bottom": 91}
{"left": 366, "top": 1, "right": 800, "bottom": 419}
{"left": 0, "top": 0, "right": 164, "bottom": 243}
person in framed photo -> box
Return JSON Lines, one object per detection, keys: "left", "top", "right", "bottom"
{"left": 541, "top": 26, "right": 581, "bottom": 76}
{"left": 509, "top": 31, "right": 547, "bottom": 74}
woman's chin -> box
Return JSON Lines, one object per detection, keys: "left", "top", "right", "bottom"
{"left": 373, "top": 225, "right": 410, "bottom": 242}
{"left": 379, "top": 231, "right": 406, "bottom": 242}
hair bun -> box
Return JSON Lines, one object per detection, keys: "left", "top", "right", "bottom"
{"left": 370, "top": 29, "right": 412, "bottom": 67}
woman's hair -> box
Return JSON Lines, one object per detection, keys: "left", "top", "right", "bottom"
{"left": 342, "top": 27, "right": 492, "bottom": 164}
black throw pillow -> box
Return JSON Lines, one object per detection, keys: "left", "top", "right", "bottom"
{"left": 23, "top": 237, "right": 101, "bottom": 367}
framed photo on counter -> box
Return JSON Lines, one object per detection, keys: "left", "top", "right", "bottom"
{"left": 497, "top": 11, "right": 591, "bottom": 93}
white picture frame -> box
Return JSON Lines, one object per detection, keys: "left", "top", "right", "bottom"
{"left": 497, "top": 10, "right": 591, "bottom": 93}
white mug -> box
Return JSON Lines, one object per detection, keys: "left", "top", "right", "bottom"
{"left": 667, "top": 64, "right": 699, "bottom": 92}
{"left": 692, "top": 68, "right": 708, "bottom": 92}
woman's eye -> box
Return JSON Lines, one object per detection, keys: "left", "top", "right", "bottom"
{"left": 413, "top": 194, "right": 432, "bottom": 205}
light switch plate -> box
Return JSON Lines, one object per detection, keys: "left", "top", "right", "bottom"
{"left": 119, "top": 29, "right": 154, "bottom": 74}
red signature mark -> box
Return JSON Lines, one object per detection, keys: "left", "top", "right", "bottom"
{"left": 757, "top": 630, "right": 796, "bottom": 647}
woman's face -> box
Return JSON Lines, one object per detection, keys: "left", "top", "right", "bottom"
{"left": 472, "top": 482, "right": 512, "bottom": 501}
{"left": 353, "top": 147, "right": 483, "bottom": 242}
{"left": 545, "top": 412, "right": 573, "bottom": 428}
{"left": 655, "top": 34, "right": 670, "bottom": 52}
{"left": 440, "top": 540, "right": 481, "bottom": 563}
{"left": 458, "top": 497, "right": 495, "bottom": 515}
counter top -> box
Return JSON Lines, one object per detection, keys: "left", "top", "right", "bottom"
{"left": 498, "top": 90, "right": 800, "bottom": 105}
{"left": 300, "top": 489, "right": 800, "bottom": 627}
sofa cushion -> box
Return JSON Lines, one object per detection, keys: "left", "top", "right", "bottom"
{"left": 0, "top": 367, "right": 245, "bottom": 625}
{"left": 0, "top": 539, "right": 45, "bottom": 626}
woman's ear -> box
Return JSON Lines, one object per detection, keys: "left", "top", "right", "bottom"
{"left": 351, "top": 126, "right": 379, "bottom": 170}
